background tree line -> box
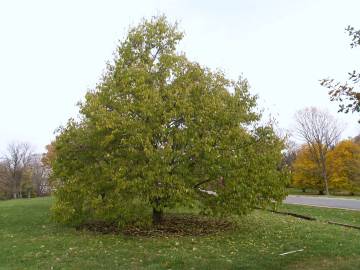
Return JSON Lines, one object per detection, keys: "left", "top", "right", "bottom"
{"left": 291, "top": 139, "right": 360, "bottom": 195}
{"left": 284, "top": 107, "right": 360, "bottom": 195}
{"left": 0, "top": 142, "right": 50, "bottom": 200}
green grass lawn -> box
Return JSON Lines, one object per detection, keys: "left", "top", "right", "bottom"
{"left": 1, "top": 197, "right": 360, "bottom": 270}
{"left": 279, "top": 204, "right": 360, "bottom": 228}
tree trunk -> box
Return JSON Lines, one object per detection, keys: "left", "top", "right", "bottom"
{"left": 322, "top": 172, "right": 329, "bottom": 195}
{"left": 152, "top": 208, "right": 163, "bottom": 225}
{"left": 319, "top": 155, "right": 329, "bottom": 195}
{"left": 12, "top": 179, "right": 17, "bottom": 199}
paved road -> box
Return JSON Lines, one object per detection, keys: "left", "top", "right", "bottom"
{"left": 284, "top": 195, "right": 360, "bottom": 211}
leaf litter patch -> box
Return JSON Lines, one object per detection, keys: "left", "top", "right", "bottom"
{"left": 76, "top": 214, "right": 236, "bottom": 237}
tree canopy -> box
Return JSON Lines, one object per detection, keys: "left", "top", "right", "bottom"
{"left": 328, "top": 140, "right": 360, "bottom": 193}
{"left": 321, "top": 26, "right": 360, "bottom": 119}
{"left": 292, "top": 139, "right": 360, "bottom": 194}
{"left": 49, "top": 16, "right": 288, "bottom": 227}
{"left": 292, "top": 144, "right": 324, "bottom": 193}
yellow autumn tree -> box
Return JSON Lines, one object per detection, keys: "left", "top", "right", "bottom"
{"left": 328, "top": 140, "right": 360, "bottom": 194}
{"left": 292, "top": 145, "right": 325, "bottom": 193}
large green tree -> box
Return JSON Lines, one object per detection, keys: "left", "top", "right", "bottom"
{"left": 50, "top": 16, "right": 288, "bottom": 227}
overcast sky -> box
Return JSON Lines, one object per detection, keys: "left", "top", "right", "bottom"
{"left": 1, "top": 0, "right": 360, "bottom": 153}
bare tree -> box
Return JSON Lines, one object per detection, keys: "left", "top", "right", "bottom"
{"left": 2, "top": 143, "right": 33, "bottom": 198}
{"left": 354, "top": 134, "right": 360, "bottom": 145}
{"left": 294, "top": 107, "right": 343, "bottom": 195}
{"left": 0, "top": 162, "right": 10, "bottom": 199}
{"left": 282, "top": 139, "right": 298, "bottom": 170}
{"left": 29, "top": 154, "right": 50, "bottom": 197}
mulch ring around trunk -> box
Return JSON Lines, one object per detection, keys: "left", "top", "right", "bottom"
{"left": 76, "top": 214, "right": 236, "bottom": 237}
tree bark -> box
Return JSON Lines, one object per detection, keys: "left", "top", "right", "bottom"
{"left": 320, "top": 158, "right": 330, "bottom": 195}
{"left": 317, "top": 149, "right": 330, "bottom": 195}
{"left": 152, "top": 208, "right": 163, "bottom": 225}
{"left": 323, "top": 173, "right": 329, "bottom": 195}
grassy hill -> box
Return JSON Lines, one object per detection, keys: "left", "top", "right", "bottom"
{"left": 1, "top": 197, "right": 360, "bottom": 269}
